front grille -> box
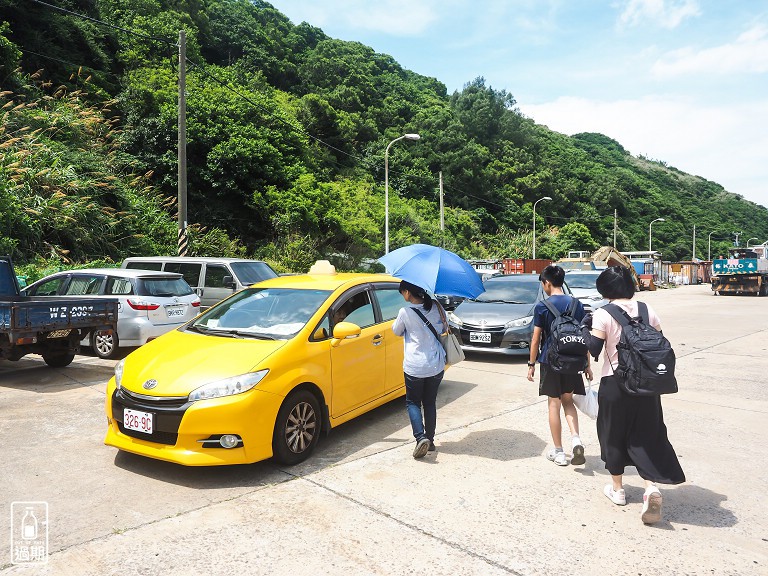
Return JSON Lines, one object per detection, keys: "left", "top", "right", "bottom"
{"left": 112, "top": 388, "right": 189, "bottom": 446}
{"left": 116, "top": 423, "right": 178, "bottom": 445}
{"left": 118, "top": 387, "right": 189, "bottom": 409}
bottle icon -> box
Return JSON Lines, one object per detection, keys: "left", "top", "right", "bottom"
{"left": 21, "top": 507, "right": 38, "bottom": 540}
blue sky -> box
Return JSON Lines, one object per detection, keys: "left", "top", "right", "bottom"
{"left": 267, "top": 0, "right": 768, "bottom": 209}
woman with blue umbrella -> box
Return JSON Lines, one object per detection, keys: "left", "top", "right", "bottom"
{"left": 391, "top": 280, "right": 446, "bottom": 459}
{"left": 382, "top": 244, "right": 484, "bottom": 459}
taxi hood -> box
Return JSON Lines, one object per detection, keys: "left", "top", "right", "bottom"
{"left": 119, "top": 328, "right": 287, "bottom": 397}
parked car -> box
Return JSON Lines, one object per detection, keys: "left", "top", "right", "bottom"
{"left": 121, "top": 256, "right": 278, "bottom": 309}
{"left": 104, "top": 266, "right": 409, "bottom": 466}
{"left": 564, "top": 270, "right": 608, "bottom": 313}
{"left": 22, "top": 269, "right": 200, "bottom": 359}
{"left": 447, "top": 273, "right": 573, "bottom": 355}
{"left": 436, "top": 270, "right": 500, "bottom": 311}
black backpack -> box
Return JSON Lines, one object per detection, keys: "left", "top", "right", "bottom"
{"left": 603, "top": 302, "right": 678, "bottom": 396}
{"left": 542, "top": 298, "right": 589, "bottom": 374}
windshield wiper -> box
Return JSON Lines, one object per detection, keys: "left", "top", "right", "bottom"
{"left": 186, "top": 325, "right": 279, "bottom": 340}
{"left": 477, "top": 298, "right": 526, "bottom": 304}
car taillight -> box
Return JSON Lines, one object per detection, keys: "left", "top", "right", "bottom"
{"left": 191, "top": 300, "right": 201, "bottom": 307}
{"left": 127, "top": 298, "right": 160, "bottom": 311}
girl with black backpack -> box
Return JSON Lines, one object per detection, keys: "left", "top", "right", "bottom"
{"left": 582, "top": 266, "right": 685, "bottom": 525}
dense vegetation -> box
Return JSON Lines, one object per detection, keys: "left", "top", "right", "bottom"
{"left": 2, "top": 0, "right": 766, "bottom": 278}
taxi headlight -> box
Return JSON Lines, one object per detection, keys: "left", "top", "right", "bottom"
{"left": 447, "top": 311, "right": 463, "bottom": 327}
{"left": 114, "top": 358, "right": 125, "bottom": 389}
{"left": 188, "top": 370, "right": 269, "bottom": 402}
{"left": 505, "top": 315, "right": 533, "bottom": 328}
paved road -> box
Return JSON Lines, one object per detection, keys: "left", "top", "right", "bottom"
{"left": 1, "top": 285, "right": 766, "bottom": 575}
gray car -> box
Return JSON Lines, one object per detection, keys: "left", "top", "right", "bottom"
{"left": 447, "top": 274, "right": 573, "bottom": 355}
{"left": 564, "top": 270, "right": 608, "bottom": 313}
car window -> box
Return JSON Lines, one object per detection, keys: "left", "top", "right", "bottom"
{"left": 106, "top": 277, "right": 134, "bottom": 295}
{"left": 374, "top": 287, "right": 405, "bottom": 321}
{"left": 125, "top": 261, "right": 163, "bottom": 271}
{"left": 30, "top": 276, "right": 66, "bottom": 296}
{"left": 138, "top": 278, "right": 194, "bottom": 297}
{"left": 474, "top": 278, "right": 540, "bottom": 303}
{"left": 335, "top": 291, "right": 375, "bottom": 328}
{"left": 230, "top": 261, "right": 278, "bottom": 284}
{"left": 65, "top": 274, "right": 104, "bottom": 295}
{"left": 564, "top": 274, "right": 598, "bottom": 289}
{"left": 192, "top": 288, "right": 331, "bottom": 339}
{"left": 204, "top": 264, "right": 230, "bottom": 288}
{"left": 164, "top": 263, "right": 202, "bottom": 288}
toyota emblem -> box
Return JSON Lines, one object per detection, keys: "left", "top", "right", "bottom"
{"left": 143, "top": 379, "right": 158, "bottom": 390}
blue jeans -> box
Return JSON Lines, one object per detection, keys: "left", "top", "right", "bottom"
{"left": 405, "top": 371, "right": 444, "bottom": 441}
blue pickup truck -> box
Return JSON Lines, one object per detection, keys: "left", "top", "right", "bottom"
{"left": 1, "top": 256, "right": 118, "bottom": 367}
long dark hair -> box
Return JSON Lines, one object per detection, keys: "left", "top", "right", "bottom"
{"left": 399, "top": 280, "right": 433, "bottom": 311}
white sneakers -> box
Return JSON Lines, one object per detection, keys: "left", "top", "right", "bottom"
{"left": 604, "top": 484, "right": 663, "bottom": 524}
{"left": 546, "top": 449, "right": 568, "bottom": 466}
{"left": 604, "top": 484, "right": 627, "bottom": 506}
{"left": 641, "top": 486, "right": 663, "bottom": 524}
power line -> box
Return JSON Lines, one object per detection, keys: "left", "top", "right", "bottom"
{"left": 29, "top": 0, "right": 176, "bottom": 46}
{"left": 18, "top": 47, "right": 114, "bottom": 79}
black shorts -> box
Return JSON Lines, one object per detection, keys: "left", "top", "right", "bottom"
{"left": 538, "top": 363, "right": 586, "bottom": 398}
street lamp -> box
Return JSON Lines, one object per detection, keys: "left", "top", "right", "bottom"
{"left": 532, "top": 196, "right": 552, "bottom": 259}
{"left": 384, "top": 133, "right": 420, "bottom": 254}
{"left": 708, "top": 231, "right": 719, "bottom": 261}
{"left": 747, "top": 237, "right": 759, "bottom": 248}
{"left": 649, "top": 218, "right": 665, "bottom": 252}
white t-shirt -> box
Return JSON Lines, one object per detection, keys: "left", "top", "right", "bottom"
{"left": 592, "top": 299, "right": 662, "bottom": 379}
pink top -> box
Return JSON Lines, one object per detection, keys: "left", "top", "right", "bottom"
{"left": 592, "top": 299, "right": 662, "bottom": 379}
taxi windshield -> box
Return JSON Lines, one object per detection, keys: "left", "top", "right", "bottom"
{"left": 190, "top": 287, "right": 331, "bottom": 339}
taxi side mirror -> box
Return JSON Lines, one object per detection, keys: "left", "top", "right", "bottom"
{"left": 331, "top": 321, "right": 361, "bottom": 347}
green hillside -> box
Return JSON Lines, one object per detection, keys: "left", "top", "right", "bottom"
{"left": 1, "top": 0, "right": 765, "bottom": 275}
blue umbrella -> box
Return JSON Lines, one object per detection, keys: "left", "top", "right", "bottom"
{"left": 378, "top": 244, "right": 485, "bottom": 298}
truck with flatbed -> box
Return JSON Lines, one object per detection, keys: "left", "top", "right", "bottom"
{"left": 1, "top": 256, "right": 118, "bottom": 366}
{"left": 711, "top": 248, "right": 768, "bottom": 296}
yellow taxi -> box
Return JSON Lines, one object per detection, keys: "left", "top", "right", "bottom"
{"left": 104, "top": 262, "right": 407, "bottom": 466}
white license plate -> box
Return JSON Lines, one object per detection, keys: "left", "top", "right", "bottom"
{"left": 469, "top": 331, "right": 491, "bottom": 343}
{"left": 124, "top": 408, "right": 153, "bottom": 434}
{"left": 166, "top": 305, "right": 186, "bottom": 318}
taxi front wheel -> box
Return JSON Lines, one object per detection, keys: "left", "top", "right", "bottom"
{"left": 272, "top": 390, "right": 321, "bottom": 465}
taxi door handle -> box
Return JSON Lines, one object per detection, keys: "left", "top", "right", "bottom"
{"left": 372, "top": 334, "right": 383, "bottom": 346}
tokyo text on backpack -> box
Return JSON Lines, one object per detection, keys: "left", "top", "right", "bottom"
{"left": 603, "top": 302, "right": 678, "bottom": 396}
{"left": 542, "top": 298, "right": 589, "bottom": 374}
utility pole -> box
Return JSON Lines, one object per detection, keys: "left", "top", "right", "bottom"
{"left": 439, "top": 171, "right": 444, "bottom": 248}
{"left": 177, "top": 30, "right": 188, "bottom": 257}
{"left": 613, "top": 208, "right": 617, "bottom": 248}
{"left": 692, "top": 224, "right": 696, "bottom": 260}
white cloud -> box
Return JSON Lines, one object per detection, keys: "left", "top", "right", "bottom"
{"left": 619, "top": 0, "right": 701, "bottom": 29}
{"left": 519, "top": 96, "right": 768, "bottom": 207}
{"left": 652, "top": 24, "right": 768, "bottom": 77}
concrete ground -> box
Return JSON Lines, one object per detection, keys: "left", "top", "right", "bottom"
{"left": 0, "top": 284, "right": 766, "bottom": 575}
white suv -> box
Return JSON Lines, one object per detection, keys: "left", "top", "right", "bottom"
{"left": 22, "top": 268, "right": 200, "bottom": 358}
